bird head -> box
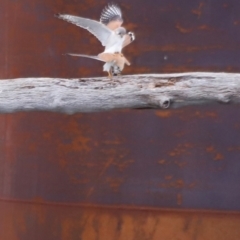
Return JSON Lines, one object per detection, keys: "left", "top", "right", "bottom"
{"left": 115, "top": 27, "right": 126, "bottom": 37}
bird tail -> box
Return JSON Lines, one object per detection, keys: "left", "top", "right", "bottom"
{"left": 65, "top": 53, "right": 104, "bottom": 62}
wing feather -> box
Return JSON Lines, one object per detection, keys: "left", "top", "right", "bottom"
{"left": 56, "top": 14, "right": 112, "bottom": 46}
{"left": 100, "top": 3, "right": 123, "bottom": 30}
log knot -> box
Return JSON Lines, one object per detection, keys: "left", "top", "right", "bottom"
{"left": 159, "top": 97, "right": 171, "bottom": 109}
{"left": 147, "top": 95, "right": 171, "bottom": 109}
{"left": 217, "top": 94, "right": 230, "bottom": 103}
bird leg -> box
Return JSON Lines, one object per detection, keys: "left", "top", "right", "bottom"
{"left": 99, "top": 52, "right": 129, "bottom": 78}
{"left": 108, "top": 67, "right": 113, "bottom": 79}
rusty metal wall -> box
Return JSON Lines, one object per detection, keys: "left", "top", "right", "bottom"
{"left": 1, "top": 201, "right": 240, "bottom": 240}
{"left": 1, "top": 0, "right": 240, "bottom": 239}
{"left": 0, "top": 107, "right": 240, "bottom": 211}
{"left": 2, "top": 0, "right": 240, "bottom": 78}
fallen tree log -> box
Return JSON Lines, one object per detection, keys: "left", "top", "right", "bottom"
{"left": 0, "top": 72, "right": 239, "bottom": 114}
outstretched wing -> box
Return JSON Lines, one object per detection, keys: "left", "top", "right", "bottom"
{"left": 100, "top": 3, "right": 123, "bottom": 30}
{"left": 56, "top": 14, "right": 112, "bottom": 46}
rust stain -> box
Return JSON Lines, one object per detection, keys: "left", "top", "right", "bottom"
{"left": 86, "top": 187, "right": 95, "bottom": 198}
{"left": 106, "top": 178, "right": 124, "bottom": 192}
{"left": 206, "top": 146, "right": 224, "bottom": 161}
{"left": 175, "top": 23, "right": 193, "bottom": 33}
{"left": 72, "top": 136, "right": 91, "bottom": 152}
{"left": 228, "top": 146, "right": 240, "bottom": 152}
{"left": 155, "top": 110, "right": 172, "bottom": 118}
{"left": 206, "top": 146, "right": 215, "bottom": 153}
{"left": 202, "top": 111, "right": 218, "bottom": 118}
{"left": 192, "top": 2, "right": 205, "bottom": 18}
{"left": 234, "top": 20, "right": 240, "bottom": 26}
{"left": 102, "top": 140, "right": 122, "bottom": 145}
{"left": 61, "top": 219, "right": 76, "bottom": 240}
{"left": 159, "top": 180, "right": 179, "bottom": 189}
{"left": 198, "top": 25, "right": 214, "bottom": 31}
{"left": 32, "top": 204, "right": 47, "bottom": 225}
{"left": 158, "top": 180, "right": 196, "bottom": 190}
{"left": 70, "top": 178, "right": 90, "bottom": 185}
{"left": 56, "top": 120, "right": 92, "bottom": 154}
{"left": 32, "top": 197, "right": 45, "bottom": 203}
{"left": 158, "top": 159, "right": 167, "bottom": 165}
{"left": 99, "top": 157, "right": 114, "bottom": 176}
{"left": 177, "top": 193, "right": 183, "bottom": 206}
{"left": 99, "top": 148, "right": 133, "bottom": 174}
{"left": 175, "top": 131, "right": 187, "bottom": 137}
{"left": 214, "top": 153, "right": 224, "bottom": 161}
{"left": 188, "top": 182, "right": 197, "bottom": 189}
{"left": 175, "top": 180, "right": 185, "bottom": 188}
{"left": 116, "top": 159, "right": 135, "bottom": 172}
{"left": 165, "top": 175, "right": 173, "bottom": 180}
{"left": 169, "top": 143, "right": 194, "bottom": 158}
{"left": 2, "top": 200, "right": 240, "bottom": 240}
{"left": 205, "top": 112, "right": 218, "bottom": 118}
{"left": 234, "top": 123, "right": 240, "bottom": 130}
{"left": 176, "top": 110, "right": 218, "bottom": 121}
{"left": 158, "top": 159, "right": 187, "bottom": 168}
{"left": 1, "top": 190, "right": 240, "bottom": 240}
{"left": 174, "top": 161, "right": 188, "bottom": 168}
{"left": 23, "top": 140, "right": 38, "bottom": 155}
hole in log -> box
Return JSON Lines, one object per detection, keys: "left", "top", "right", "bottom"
{"left": 159, "top": 98, "right": 171, "bottom": 109}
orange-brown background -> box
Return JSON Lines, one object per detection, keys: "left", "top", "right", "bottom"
{"left": 2, "top": 0, "right": 240, "bottom": 78}
{"left": 1, "top": 0, "right": 240, "bottom": 239}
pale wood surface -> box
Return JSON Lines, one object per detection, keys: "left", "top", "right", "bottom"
{"left": 0, "top": 72, "right": 239, "bottom": 113}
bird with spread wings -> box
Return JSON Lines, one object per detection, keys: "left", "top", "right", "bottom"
{"left": 56, "top": 3, "right": 135, "bottom": 78}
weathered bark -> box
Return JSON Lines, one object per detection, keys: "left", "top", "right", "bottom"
{"left": 0, "top": 72, "right": 239, "bottom": 113}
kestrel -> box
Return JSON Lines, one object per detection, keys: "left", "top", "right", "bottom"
{"left": 56, "top": 3, "right": 135, "bottom": 77}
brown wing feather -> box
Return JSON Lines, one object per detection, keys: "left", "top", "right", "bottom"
{"left": 98, "top": 53, "right": 130, "bottom": 70}
{"left": 106, "top": 20, "right": 123, "bottom": 30}
{"left": 100, "top": 3, "right": 123, "bottom": 30}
